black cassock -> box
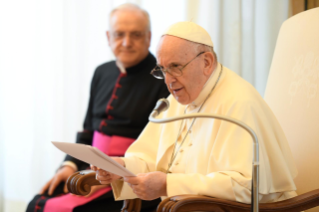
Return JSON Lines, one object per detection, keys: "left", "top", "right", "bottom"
{"left": 27, "top": 53, "right": 169, "bottom": 212}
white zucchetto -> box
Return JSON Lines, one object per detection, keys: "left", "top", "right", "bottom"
{"left": 162, "top": 21, "right": 214, "bottom": 47}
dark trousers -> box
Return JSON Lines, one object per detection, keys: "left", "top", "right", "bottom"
{"left": 26, "top": 182, "right": 160, "bottom": 212}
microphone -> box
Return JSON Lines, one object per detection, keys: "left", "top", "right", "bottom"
{"left": 148, "top": 102, "right": 260, "bottom": 212}
{"left": 152, "top": 98, "right": 170, "bottom": 117}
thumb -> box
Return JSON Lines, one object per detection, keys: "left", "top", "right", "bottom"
{"left": 123, "top": 176, "right": 137, "bottom": 183}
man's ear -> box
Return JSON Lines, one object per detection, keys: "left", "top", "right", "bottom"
{"left": 203, "top": 52, "right": 214, "bottom": 76}
{"left": 106, "top": 31, "right": 111, "bottom": 46}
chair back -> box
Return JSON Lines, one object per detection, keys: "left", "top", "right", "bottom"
{"left": 264, "top": 7, "right": 319, "bottom": 211}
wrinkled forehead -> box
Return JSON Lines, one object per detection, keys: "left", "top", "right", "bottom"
{"left": 109, "top": 9, "right": 148, "bottom": 31}
{"left": 156, "top": 35, "right": 196, "bottom": 60}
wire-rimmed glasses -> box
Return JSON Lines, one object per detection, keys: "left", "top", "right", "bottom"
{"left": 151, "top": 52, "right": 205, "bottom": 79}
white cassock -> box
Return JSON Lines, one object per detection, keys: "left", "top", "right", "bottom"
{"left": 111, "top": 63, "right": 298, "bottom": 204}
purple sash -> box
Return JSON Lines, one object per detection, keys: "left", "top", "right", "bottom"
{"left": 43, "top": 187, "right": 112, "bottom": 212}
{"left": 92, "top": 131, "right": 135, "bottom": 156}
{"left": 43, "top": 131, "right": 135, "bottom": 212}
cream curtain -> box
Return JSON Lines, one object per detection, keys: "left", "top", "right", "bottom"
{"left": 0, "top": 0, "right": 290, "bottom": 211}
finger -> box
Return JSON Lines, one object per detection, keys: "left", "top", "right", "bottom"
{"left": 96, "top": 171, "right": 110, "bottom": 181}
{"left": 97, "top": 169, "right": 109, "bottom": 176}
{"left": 63, "top": 182, "right": 68, "bottom": 193}
{"left": 123, "top": 176, "right": 139, "bottom": 184}
{"left": 99, "top": 180, "right": 111, "bottom": 185}
{"left": 39, "top": 179, "right": 52, "bottom": 195}
{"left": 91, "top": 165, "right": 99, "bottom": 171}
{"left": 96, "top": 172, "right": 107, "bottom": 181}
{"left": 48, "top": 177, "right": 60, "bottom": 196}
{"left": 96, "top": 174, "right": 111, "bottom": 182}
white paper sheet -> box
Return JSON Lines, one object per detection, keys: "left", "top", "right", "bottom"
{"left": 52, "top": 141, "right": 135, "bottom": 177}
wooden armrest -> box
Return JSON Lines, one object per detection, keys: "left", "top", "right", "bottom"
{"left": 66, "top": 170, "right": 142, "bottom": 212}
{"left": 67, "top": 170, "right": 319, "bottom": 212}
{"left": 157, "top": 189, "right": 319, "bottom": 212}
{"left": 66, "top": 170, "right": 101, "bottom": 195}
{"left": 121, "top": 199, "right": 142, "bottom": 212}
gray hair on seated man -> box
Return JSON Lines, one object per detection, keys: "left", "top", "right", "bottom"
{"left": 193, "top": 43, "right": 218, "bottom": 67}
{"left": 110, "top": 3, "right": 151, "bottom": 31}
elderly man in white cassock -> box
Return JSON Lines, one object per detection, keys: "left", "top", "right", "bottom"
{"left": 93, "top": 21, "right": 298, "bottom": 203}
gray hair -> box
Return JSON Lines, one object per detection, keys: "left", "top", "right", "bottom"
{"left": 193, "top": 43, "right": 218, "bottom": 66}
{"left": 109, "top": 3, "right": 151, "bottom": 31}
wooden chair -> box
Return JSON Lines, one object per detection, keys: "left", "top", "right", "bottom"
{"left": 66, "top": 170, "right": 142, "bottom": 212}
{"left": 67, "top": 7, "right": 319, "bottom": 212}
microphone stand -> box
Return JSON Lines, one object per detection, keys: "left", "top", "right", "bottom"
{"left": 149, "top": 111, "right": 259, "bottom": 212}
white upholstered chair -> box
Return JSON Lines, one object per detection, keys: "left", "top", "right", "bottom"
{"left": 264, "top": 6, "right": 319, "bottom": 212}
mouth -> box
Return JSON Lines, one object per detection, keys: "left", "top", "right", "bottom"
{"left": 120, "top": 49, "right": 135, "bottom": 53}
{"left": 172, "top": 87, "right": 183, "bottom": 95}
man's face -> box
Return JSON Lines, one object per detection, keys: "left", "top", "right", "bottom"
{"left": 107, "top": 10, "right": 151, "bottom": 68}
{"left": 156, "top": 36, "right": 209, "bottom": 105}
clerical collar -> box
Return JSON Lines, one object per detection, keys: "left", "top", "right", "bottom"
{"left": 188, "top": 63, "right": 222, "bottom": 109}
{"left": 123, "top": 52, "right": 154, "bottom": 75}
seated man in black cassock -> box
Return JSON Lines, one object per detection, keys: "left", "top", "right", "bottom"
{"left": 26, "top": 3, "right": 169, "bottom": 212}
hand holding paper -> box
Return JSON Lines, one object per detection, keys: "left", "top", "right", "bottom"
{"left": 92, "top": 166, "right": 122, "bottom": 185}
{"left": 52, "top": 141, "right": 135, "bottom": 177}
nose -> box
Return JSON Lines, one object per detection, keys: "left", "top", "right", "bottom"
{"left": 164, "top": 72, "right": 177, "bottom": 86}
{"left": 122, "top": 34, "right": 133, "bottom": 47}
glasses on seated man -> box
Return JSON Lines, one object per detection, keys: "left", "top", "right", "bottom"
{"left": 151, "top": 51, "right": 205, "bottom": 79}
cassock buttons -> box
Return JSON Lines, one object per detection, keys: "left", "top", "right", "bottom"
{"left": 180, "top": 149, "right": 184, "bottom": 153}
{"left": 189, "top": 143, "right": 193, "bottom": 146}
{"left": 175, "top": 162, "right": 179, "bottom": 165}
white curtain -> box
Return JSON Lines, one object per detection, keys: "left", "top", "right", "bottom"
{"left": 0, "top": 0, "right": 289, "bottom": 211}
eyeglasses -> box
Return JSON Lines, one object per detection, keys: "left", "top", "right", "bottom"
{"left": 151, "top": 52, "right": 205, "bottom": 79}
{"left": 111, "top": 31, "right": 145, "bottom": 40}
